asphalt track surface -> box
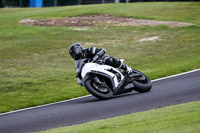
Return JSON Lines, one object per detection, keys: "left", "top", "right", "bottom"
{"left": 0, "top": 69, "right": 200, "bottom": 133}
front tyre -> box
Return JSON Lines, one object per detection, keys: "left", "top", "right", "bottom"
{"left": 85, "top": 79, "right": 113, "bottom": 100}
{"left": 132, "top": 71, "right": 152, "bottom": 93}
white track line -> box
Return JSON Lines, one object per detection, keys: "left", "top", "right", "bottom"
{"left": 0, "top": 95, "right": 91, "bottom": 116}
{"left": 0, "top": 68, "right": 200, "bottom": 116}
{"left": 151, "top": 68, "right": 200, "bottom": 82}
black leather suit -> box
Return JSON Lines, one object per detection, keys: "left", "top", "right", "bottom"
{"left": 83, "top": 47, "right": 122, "bottom": 68}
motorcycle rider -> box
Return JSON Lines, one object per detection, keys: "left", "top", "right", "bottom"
{"left": 69, "top": 43, "right": 133, "bottom": 75}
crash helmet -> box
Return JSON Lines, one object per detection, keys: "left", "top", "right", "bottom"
{"left": 69, "top": 43, "right": 84, "bottom": 60}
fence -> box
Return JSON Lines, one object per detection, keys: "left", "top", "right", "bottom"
{"left": 2, "top": 0, "right": 81, "bottom": 7}
{"left": 1, "top": 0, "right": 199, "bottom": 7}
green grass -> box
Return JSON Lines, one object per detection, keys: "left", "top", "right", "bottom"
{"left": 0, "top": 2, "right": 200, "bottom": 113}
{"left": 39, "top": 101, "right": 200, "bottom": 133}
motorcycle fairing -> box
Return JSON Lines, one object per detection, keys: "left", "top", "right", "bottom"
{"left": 81, "top": 63, "right": 125, "bottom": 89}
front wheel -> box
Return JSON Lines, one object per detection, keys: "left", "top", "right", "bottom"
{"left": 132, "top": 70, "right": 152, "bottom": 93}
{"left": 85, "top": 79, "right": 113, "bottom": 100}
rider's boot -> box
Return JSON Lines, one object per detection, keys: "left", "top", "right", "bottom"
{"left": 120, "top": 63, "right": 133, "bottom": 76}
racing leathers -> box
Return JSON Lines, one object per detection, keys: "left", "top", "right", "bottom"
{"left": 83, "top": 47, "right": 132, "bottom": 74}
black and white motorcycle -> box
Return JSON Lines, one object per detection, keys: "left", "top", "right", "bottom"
{"left": 75, "top": 59, "right": 152, "bottom": 100}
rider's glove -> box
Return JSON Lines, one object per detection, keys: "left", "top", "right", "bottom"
{"left": 93, "top": 55, "right": 100, "bottom": 62}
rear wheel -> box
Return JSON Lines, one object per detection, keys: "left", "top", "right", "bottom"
{"left": 132, "top": 70, "right": 152, "bottom": 93}
{"left": 85, "top": 78, "right": 113, "bottom": 100}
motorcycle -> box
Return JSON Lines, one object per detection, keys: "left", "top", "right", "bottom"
{"left": 75, "top": 59, "right": 152, "bottom": 100}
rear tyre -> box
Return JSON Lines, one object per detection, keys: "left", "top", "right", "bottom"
{"left": 132, "top": 71, "right": 152, "bottom": 93}
{"left": 85, "top": 79, "right": 113, "bottom": 100}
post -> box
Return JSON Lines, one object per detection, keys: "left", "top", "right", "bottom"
{"left": 126, "top": 0, "right": 129, "bottom": 3}
{"left": 102, "top": 0, "right": 105, "bottom": 3}
{"left": 54, "top": 0, "right": 57, "bottom": 7}
{"left": 115, "top": 0, "right": 119, "bottom": 3}
{"left": 19, "top": 0, "right": 22, "bottom": 7}
{"left": 78, "top": 0, "right": 81, "bottom": 5}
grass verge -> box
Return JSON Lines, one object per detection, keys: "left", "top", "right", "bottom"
{"left": 39, "top": 101, "right": 200, "bottom": 133}
{"left": 0, "top": 2, "right": 200, "bottom": 113}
